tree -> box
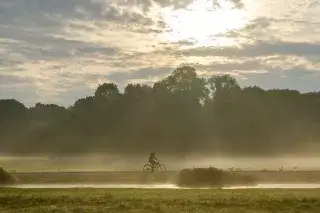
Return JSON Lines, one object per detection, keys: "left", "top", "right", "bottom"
{"left": 207, "top": 74, "right": 240, "bottom": 98}
{"left": 0, "top": 99, "right": 27, "bottom": 129}
{"left": 159, "top": 66, "right": 209, "bottom": 102}
{"left": 124, "top": 84, "right": 152, "bottom": 100}
{"left": 29, "top": 103, "right": 68, "bottom": 124}
{"left": 72, "top": 96, "right": 95, "bottom": 113}
{"left": 1, "top": 66, "right": 320, "bottom": 156}
{"left": 94, "top": 83, "right": 120, "bottom": 100}
{"left": 0, "top": 99, "right": 27, "bottom": 121}
{"left": 0, "top": 99, "right": 28, "bottom": 154}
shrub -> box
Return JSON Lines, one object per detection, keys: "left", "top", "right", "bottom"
{"left": 0, "top": 167, "right": 17, "bottom": 185}
{"left": 176, "top": 167, "right": 255, "bottom": 187}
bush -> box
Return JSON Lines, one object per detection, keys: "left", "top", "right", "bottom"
{"left": 176, "top": 167, "right": 255, "bottom": 187}
{"left": 0, "top": 167, "right": 17, "bottom": 185}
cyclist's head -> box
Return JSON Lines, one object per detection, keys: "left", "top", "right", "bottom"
{"left": 151, "top": 152, "right": 155, "bottom": 156}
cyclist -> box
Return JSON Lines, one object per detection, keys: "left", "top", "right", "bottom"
{"left": 149, "top": 152, "right": 159, "bottom": 172}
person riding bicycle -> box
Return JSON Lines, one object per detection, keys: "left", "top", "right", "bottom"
{"left": 149, "top": 152, "right": 159, "bottom": 171}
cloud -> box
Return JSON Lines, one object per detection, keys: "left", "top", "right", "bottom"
{"left": 0, "top": 32, "right": 119, "bottom": 64}
{"left": 0, "top": 85, "right": 38, "bottom": 106}
{"left": 0, "top": 74, "right": 38, "bottom": 106}
{"left": 107, "top": 67, "right": 172, "bottom": 83}
{"left": 193, "top": 60, "right": 264, "bottom": 72}
{"left": 0, "top": 74, "right": 33, "bottom": 87}
{"left": 0, "top": 58, "right": 22, "bottom": 68}
{"left": 222, "top": 16, "right": 320, "bottom": 46}
{"left": 206, "top": 0, "right": 245, "bottom": 9}
{"left": 113, "top": 0, "right": 245, "bottom": 12}
{"left": 239, "top": 67, "right": 320, "bottom": 93}
{"left": 0, "top": 77, "right": 94, "bottom": 107}
{"left": 229, "top": 0, "right": 245, "bottom": 9}
{"left": 0, "top": 0, "right": 157, "bottom": 64}
{"left": 165, "top": 40, "right": 196, "bottom": 46}
{"left": 0, "top": 0, "right": 319, "bottom": 106}
{"left": 0, "top": 0, "right": 154, "bottom": 27}
{"left": 174, "top": 40, "right": 320, "bottom": 58}
{"left": 117, "top": 0, "right": 194, "bottom": 10}
{"left": 308, "top": 0, "right": 320, "bottom": 8}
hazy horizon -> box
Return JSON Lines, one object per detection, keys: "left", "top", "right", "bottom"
{"left": 2, "top": 154, "right": 320, "bottom": 172}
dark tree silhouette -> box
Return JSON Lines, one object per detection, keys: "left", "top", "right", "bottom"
{"left": 0, "top": 66, "right": 320, "bottom": 156}
{"left": 94, "top": 83, "right": 120, "bottom": 100}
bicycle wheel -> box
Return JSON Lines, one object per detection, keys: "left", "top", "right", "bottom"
{"left": 143, "top": 164, "right": 153, "bottom": 172}
{"left": 156, "top": 164, "right": 166, "bottom": 172}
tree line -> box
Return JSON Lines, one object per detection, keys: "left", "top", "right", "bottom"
{"left": 1, "top": 66, "right": 320, "bottom": 156}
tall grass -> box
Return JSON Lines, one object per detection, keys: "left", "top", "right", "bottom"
{"left": 1, "top": 188, "right": 320, "bottom": 212}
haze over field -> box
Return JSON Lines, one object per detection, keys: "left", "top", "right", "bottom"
{"left": 1, "top": 154, "right": 320, "bottom": 172}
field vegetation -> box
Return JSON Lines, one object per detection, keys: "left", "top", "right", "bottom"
{"left": 0, "top": 167, "right": 16, "bottom": 185}
{"left": 1, "top": 188, "right": 320, "bottom": 213}
{"left": 176, "top": 167, "right": 256, "bottom": 187}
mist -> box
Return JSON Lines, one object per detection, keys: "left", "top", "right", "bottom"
{"left": 1, "top": 66, "right": 320, "bottom": 161}
{"left": 1, "top": 154, "right": 320, "bottom": 172}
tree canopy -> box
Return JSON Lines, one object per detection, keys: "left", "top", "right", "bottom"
{"left": 1, "top": 66, "right": 320, "bottom": 156}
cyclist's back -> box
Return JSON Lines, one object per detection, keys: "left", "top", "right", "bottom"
{"left": 149, "top": 152, "right": 158, "bottom": 166}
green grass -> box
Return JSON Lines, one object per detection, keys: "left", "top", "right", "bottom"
{"left": 1, "top": 188, "right": 320, "bottom": 212}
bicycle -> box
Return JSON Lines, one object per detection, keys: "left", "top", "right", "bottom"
{"left": 143, "top": 162, "right": 166, "bottom": 172}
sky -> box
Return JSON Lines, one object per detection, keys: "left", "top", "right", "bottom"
{"left": 0, "top": 0, "right": 320, "bottom": 106}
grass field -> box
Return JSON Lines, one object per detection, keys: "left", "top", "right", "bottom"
{"left": 1, "top": 188, "right": 320, "bottom": 212}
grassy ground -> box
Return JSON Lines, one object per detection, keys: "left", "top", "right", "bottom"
{"left": 1, "top": 188, "right": 320, "bottom": 212}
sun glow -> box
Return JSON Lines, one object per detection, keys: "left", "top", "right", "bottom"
{"left": 161, "top": 0, "right": 249, "bottom": 46}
